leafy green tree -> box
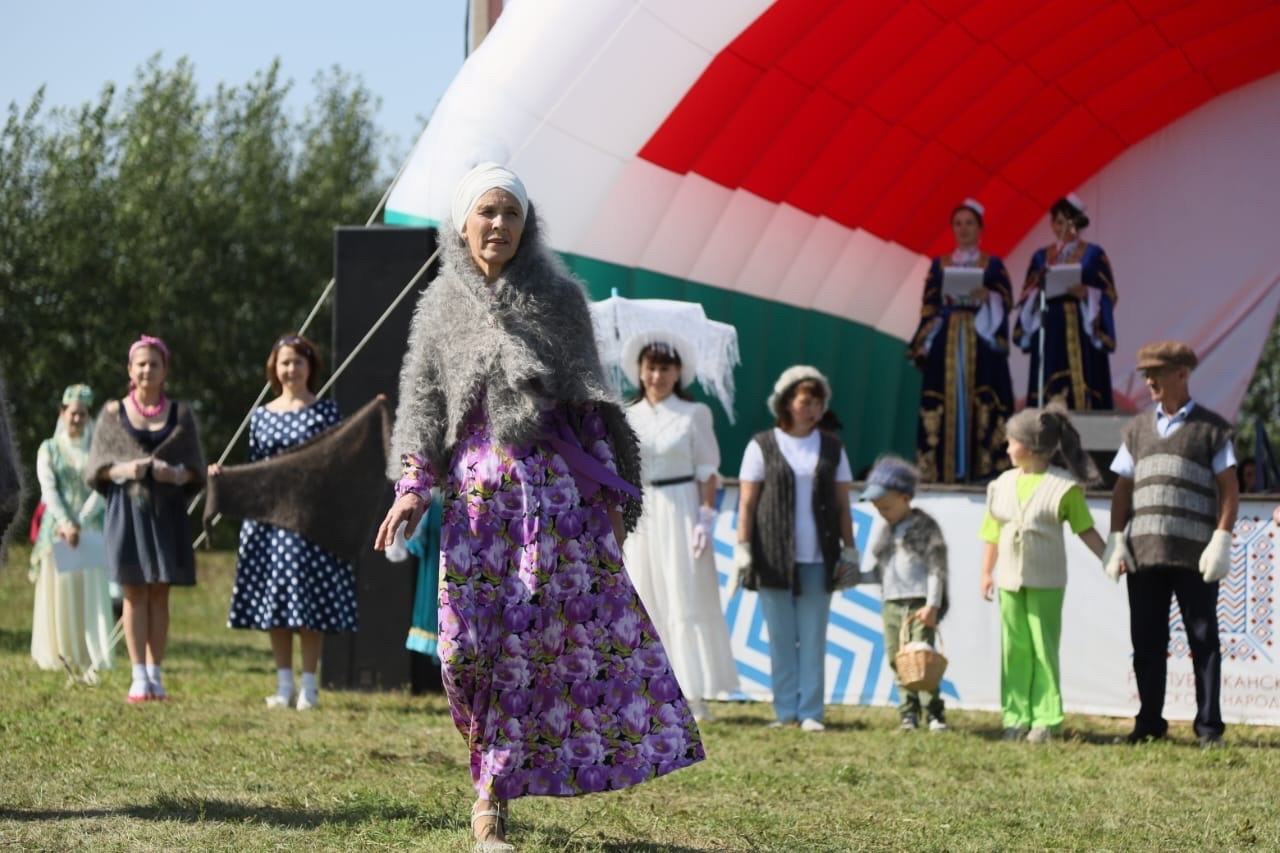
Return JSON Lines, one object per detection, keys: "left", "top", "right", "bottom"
{"left": 1236, "top": 314, "right": 1280, "bottom": 483}
{"left": 0, "top": 56, "right": 389, "bottom": 513}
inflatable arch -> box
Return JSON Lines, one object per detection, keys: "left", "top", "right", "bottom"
{"left": 386, "top": 0, "right": 1280, "bottom": 472}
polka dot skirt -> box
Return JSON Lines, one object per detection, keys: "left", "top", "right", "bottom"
{"left": 227, "top": 400, "right": 359, "bottom": 633}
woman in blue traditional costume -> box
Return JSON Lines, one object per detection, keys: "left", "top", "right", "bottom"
{"left": 209, "top": 333, "right": 359, "bottom": 711}
{"left": 87, "top": 336, "right": 206, "bottom": 703}
{"left": 29, "top": 384, "right": 114, "bottom": 677}
{"left": 375, "top": 162, "right": 703, "bottom": 851}
{"left": 1014, "top": 194, "right": 1118, "bottom": 410}
{"left": 908, "top": 199, "right": 1015, "bottom": 484}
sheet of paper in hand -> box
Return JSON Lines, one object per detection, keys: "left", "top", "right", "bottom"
{"left": 941, "top": 266, "right": 984, "bottom": 303}
{"left": 1044, "top": 263, "right": 1083, "bottom": 299}
{"left": 53, "top": 529, "right": 106, "bottom": 574}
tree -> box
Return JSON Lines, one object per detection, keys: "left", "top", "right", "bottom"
{"left": 1236, "top": 313, "right": 1280, "bottom": 482}
{"left": 0, "top": 56, "right": 389, "bottom": 513}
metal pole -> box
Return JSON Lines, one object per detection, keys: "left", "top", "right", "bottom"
{"left": 1037, "top": 281, "right": 1046, "bottom": 407}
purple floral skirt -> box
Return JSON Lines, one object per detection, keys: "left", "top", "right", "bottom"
{"left": 436, "top": 405, "right": 704, "bottom": 799}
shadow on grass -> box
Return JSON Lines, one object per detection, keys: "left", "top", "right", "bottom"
{"left": 533, "top": 828, "right": 711, "bottom": 853}
{"left": 0, "top": 627, "right": 32, "bottom": 655}
{"left": 0, "top": 795, "right": 454, "bottom": 831}
{"left": 166, "top": 636, "right": 274, "bottom": 666}
{"left": 0, "top": 801, "right": 713, "bottom": 850}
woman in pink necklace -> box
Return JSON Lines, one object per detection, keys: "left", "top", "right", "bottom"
{"left": 87, "top": 335, "right": 206, "bottom": 703}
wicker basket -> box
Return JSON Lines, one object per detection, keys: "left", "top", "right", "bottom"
{"left": 895, "top": 617, "right": 948, "bottom": 693}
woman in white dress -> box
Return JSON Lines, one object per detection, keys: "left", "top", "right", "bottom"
{"left": 29, "top": 384, "right": 114, "bottom": 677}
{"left": 622, "top": 332, "right": 739, "bottom": 721}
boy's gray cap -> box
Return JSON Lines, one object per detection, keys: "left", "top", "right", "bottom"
{"left": 860, "top": 455, "right": 919, "bottom": 500}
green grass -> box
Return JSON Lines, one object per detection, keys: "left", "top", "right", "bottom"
{"left": 2, "top": 547, "right": 1279, "bottom": 851}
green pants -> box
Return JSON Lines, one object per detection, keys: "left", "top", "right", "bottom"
{"left": 999, "top": 586, "right": 1065, "bottom": 729}
{"left": 882, "top": 598, "right": 944, "bottom": 720}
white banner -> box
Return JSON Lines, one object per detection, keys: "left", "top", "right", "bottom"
{"left": 711, "top": 488, "right": 1280, "bottom": 725}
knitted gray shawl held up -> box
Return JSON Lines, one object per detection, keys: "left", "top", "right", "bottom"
{"left": 388, "top": 203, "right": 644, "bottom": 531}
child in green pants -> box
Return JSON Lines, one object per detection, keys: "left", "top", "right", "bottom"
{"left": 979, "top": 407, "right": 1104, "bottom": 743}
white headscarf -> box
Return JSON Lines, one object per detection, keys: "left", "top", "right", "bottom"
{"left": 451, "top": 162, "right": 529, "bottom": 235}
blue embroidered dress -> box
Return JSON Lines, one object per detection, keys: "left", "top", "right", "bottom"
{"left": 910, "top": 254, "right": 1015, "bottom": 484}
{"left": 1015, "top": 241, "right": 1117, "bottom": 410}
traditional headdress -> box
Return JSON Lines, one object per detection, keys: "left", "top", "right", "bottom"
{"left": 620, "top": 330, "right": 697, "bottom": 390}
{"left": 451, "top": 162, "right": 529, "bottom": 235}
{"left": 958, "top": 197, "right": 985, "bottom": 219}
{"left": 61, "top": 384, "right": 94, "bottom": 408}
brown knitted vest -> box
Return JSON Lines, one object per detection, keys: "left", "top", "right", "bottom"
{"left": 1123, "top": 405, "right": 1231, "bottom": 570}
{"left": 747, "top": 429, "right": 843, "bottom": 593}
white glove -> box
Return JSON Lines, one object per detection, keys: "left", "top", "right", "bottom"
{"left": 727, "top": 542, "right": 752, "bottom": 597}
{"left": 1101, "top": 532, "right": 1131, "bottom": 584}
{"left": 384, "top": 521, "right": 411, "bottom": 563}
{"left": 692, "top": 506, "right": 716, "bottom": 558}
{"left": 832, "top": 545, "right": 861, "bottom": 590}
{"left": 1199, "top": 529, "right": 1232, "bottom": 583}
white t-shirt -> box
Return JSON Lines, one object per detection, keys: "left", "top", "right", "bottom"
{"left": 738, "top": 428, "right": 853, "bottom": 563}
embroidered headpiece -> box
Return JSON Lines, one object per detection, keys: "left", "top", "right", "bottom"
{"left": 61, "top": 384, "right": 93, "bottom": 407}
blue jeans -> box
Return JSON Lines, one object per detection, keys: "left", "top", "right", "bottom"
{"left": 757, "top": 562, "right": 831, "bottom": 723}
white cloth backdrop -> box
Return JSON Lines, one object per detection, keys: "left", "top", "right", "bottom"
{"left": 710, "top": 487, "right": 1280, "bottom": 726}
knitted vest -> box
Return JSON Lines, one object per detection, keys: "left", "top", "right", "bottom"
{"left": 1123, "top": 405, "right": 1230, "bottom": 570}
{"left": 987, "top": 467, "right": 1077, "bottom": 590}
{"left": 747, "top": 429, "right": 843, "bottom": 593}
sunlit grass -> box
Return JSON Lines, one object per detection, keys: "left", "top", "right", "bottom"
{"left": 2, "top": 545, "right": 1278, "bottom": 851}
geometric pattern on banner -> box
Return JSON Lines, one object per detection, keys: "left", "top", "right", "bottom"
{"left": 1168, "top": 514, "right": 1275, "bottom": 663}
{"left": 712, "top": 500, "right": 958, "bottom": 705}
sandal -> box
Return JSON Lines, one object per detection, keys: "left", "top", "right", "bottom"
{"left": 471, "top": 800, "right": 514, "bottom": 852}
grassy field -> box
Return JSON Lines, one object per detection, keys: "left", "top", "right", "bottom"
{"left": 1, "top": 546, "right": 1279, "bottom": 852}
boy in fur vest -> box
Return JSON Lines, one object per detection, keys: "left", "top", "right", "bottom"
{"left": 862, "top": 456, "right": 950, "bottom": 732}
{"left": 980, "top": 407, "right": 1105, "bottom": 743}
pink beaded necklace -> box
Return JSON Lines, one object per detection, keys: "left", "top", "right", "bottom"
{"left": 129, "top": 388, "right": 167, "bottom": 418}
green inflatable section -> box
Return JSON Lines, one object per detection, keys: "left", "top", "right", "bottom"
{"left": 562, "top": 253, "right": 920, "bottom": 478}
{"left": 380, "top": 211, "right": 920, "bottom": 475}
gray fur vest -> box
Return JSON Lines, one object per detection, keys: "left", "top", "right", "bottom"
{"left": 868, "top": 508, "right": 950, "bottom": 618}
{"left": 388, "top": 204, "right": 644, "bottom": 530}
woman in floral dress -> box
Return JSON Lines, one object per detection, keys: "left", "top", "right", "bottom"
{"left": 375, "top": 163, "right": 704, "bottom": 851}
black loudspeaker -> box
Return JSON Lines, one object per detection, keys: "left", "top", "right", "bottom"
{"left": 324, "top": 225, "right": 442, "bottom": 694}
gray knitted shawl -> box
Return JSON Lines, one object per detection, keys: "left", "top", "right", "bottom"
{"left": 388, "top": 204, "right": 643, "bottom": 530}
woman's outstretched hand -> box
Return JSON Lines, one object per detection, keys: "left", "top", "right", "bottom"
{"left": 374, "top": 492, "right": 428, "bottom": 552}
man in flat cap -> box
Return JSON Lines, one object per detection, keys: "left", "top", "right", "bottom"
{"left": 1104, "top": 340, "right": 1238, "bottom": 748}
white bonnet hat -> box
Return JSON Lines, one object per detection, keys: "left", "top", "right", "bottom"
{"left": 620, "top": 331, "right": 698, "bottom": 390}
{"left": 766, "top": 365, "right": 831, "bottom": 416}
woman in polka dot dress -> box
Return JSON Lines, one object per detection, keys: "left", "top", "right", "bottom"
{"left": 210, "top": 334, "right": 358, "bottom": 709}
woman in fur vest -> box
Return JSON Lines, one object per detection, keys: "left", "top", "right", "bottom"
{"left": 87, "top": 335, "right": 205, "bottom": 703}
{"left": 733, "top": 366, "right": 858, "bottom": 733}
{"left": 374, "top": 162, "right": 703, "bottom": 851}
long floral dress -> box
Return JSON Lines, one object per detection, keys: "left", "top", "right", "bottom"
{"left": 436, "top": 400, "right": 705, "bottom": 800}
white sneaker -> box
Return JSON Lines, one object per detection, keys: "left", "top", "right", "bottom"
{"left": 296, "top": 688, "right": 319, "bottom": 710}
{"left": 928, "top": 716, "right": 948, "bottom": 733}
{"left": 800, "top": 718, "right": 826, "bottom": 733}
{"left": 265, "top": 692, "right": 295, "bottom": 709}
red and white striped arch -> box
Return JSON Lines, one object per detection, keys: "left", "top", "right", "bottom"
{"left": 388, "top": 0, "right": 1280, "bottom": 417}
